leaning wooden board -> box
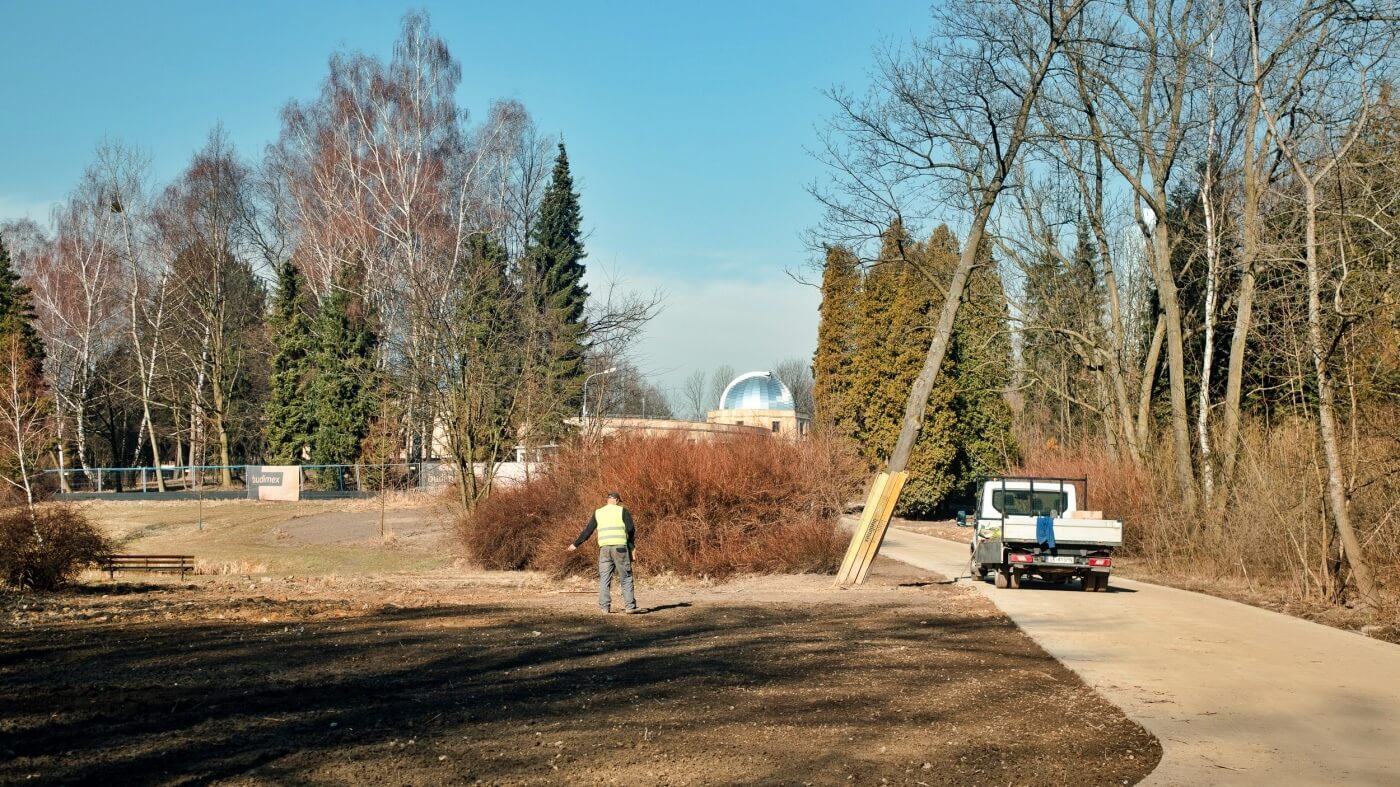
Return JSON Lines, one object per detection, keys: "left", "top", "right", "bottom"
{"left": 834, "top": 471, "right": 909, "bottom": 585}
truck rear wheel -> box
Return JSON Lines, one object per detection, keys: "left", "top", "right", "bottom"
{"left": 1009, "top": 570, "right": 1023, "bottom": 589}
{"left": 1080, "top": 574, "right": 1096, "bottom": 592}
{"left": 994, "top": 569, "right": 1009, "bottom": 589}
{"left": 1096, "top": 574, "right": 1110, "bottom": 592}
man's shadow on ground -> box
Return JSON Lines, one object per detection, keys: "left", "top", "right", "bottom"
{"left": 634, "top": 602, "right": 693, "bottom": 614}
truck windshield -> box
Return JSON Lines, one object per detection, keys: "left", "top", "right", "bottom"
{"left": 990, "top": 490, "right": 1068, "bottom": 516}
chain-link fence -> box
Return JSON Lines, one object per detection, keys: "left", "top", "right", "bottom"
{"left": 44, "top": 462, "right": 465, "bottom": 496}
{"left": 42, "top": 461, "right": 541, "bottom": 499}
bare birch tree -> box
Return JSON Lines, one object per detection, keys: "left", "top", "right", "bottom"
{"left": 1062, "top": 0, "right": 1226, "bottom": 504}
{"left": 156, "top": 129, "right": 263, "bottom": 485}
{"left": 0, "top": 333, "right": 48, "bottom": 512}
{"left": 1248, "top": 0, "right": 1396, "bottom": 608}
{"left": 93, "top": 142, "right": 173, "bottom": 490}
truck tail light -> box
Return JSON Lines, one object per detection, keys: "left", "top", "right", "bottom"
{"left": 1088, "top": 558, "right": 1112, "bottom": 567}
{"left": 1009, "top": 553, "right": 1033, "bottom": 563}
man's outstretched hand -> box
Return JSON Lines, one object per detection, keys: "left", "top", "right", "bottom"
{"left": 566, "top": 544, "right": 577, "bottom": 552}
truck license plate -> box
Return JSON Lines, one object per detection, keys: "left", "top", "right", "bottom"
{"left": 1044, "top": 556, "right": 1076, "bottom": 564}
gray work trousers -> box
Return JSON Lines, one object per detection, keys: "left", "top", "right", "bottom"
{"left": 598, "top": 546, "right": 637, "bottom": 611}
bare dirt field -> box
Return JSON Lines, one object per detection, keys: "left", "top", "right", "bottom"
{"left": 1, "top": 550, "right": 1159, "bottom": 785}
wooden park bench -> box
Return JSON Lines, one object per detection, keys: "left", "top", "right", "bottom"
{"left": 101, "top": 554, "right": 196, "bottom": 579}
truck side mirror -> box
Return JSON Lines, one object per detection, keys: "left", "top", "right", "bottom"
{"left": 955, "top": 510, "right": 969, "bottom": 527}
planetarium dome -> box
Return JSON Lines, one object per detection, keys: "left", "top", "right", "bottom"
{"left": 719, "top": 371, "right": 796, "bottom": 411}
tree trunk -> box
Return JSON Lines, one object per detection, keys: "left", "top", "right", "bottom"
{"left": 54, "top": 400, "right": 72, "bottom": 493}
{"left": 74, "top": 382, "right": 94, "bottom": 482}
{"left": 1136, "top": 314, "right": 1166, "bottom": 451}
{"left": 141, "top": 402, "right": 166, "bottom": 492}
{"left": 1217, "top": 98, "right": 1264, "bottom": 495}
{"left": 210, "top": 370, "right": 233, "bottom": 487}
{"left": 1302, "top": 183, "right": 1377, "bottom": 610}
{"left": 1151, "top": 228, "right": 1196, "bottom": 506}
{"left": 1196, "top": 157, "right": 1220, "bottom": 509}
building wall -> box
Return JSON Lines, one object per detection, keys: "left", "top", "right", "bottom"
{"left": 706, "top": 408, "right": 811, "bottom": 438}
{"left": 566, "top": 416, "right": 770, "bottom": 441}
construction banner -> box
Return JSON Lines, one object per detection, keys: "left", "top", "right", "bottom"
{"left": 246, "top": 466, "right": 301, "bottom": 501}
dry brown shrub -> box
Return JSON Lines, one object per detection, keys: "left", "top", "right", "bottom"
{"left": 0, "top": 505, "right": 111, "bottom": 591}
{"left": 1018, "top": 409, "right": 1400, "bottom": 612}
{"left": 1015, "top": 437, "right": 1158, "bottom": 543}
{"left": 457, "top": 434, "right": 865, "bottom": 578}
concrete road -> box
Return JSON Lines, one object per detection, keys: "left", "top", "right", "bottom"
{"left": 879, "top": 526, "right": 1400, "bottom": 786}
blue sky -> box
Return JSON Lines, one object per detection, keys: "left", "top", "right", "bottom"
{"left": 0, "top": 0, "right": 934, "bottom": 401}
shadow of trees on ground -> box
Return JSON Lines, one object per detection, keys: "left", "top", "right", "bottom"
{"left": 1, "top": 594, "right": 1159, "bottom": 785}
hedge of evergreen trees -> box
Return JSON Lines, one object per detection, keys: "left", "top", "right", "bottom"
{"left": 813, "top": 222, "right": 1017, "bottom": 516}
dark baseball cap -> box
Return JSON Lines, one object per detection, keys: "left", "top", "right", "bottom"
{"left": 606, "top": 491, "right": 622, "bottom": 501}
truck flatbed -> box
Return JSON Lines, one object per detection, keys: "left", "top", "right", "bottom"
{"left": 960, "top": 476, "right": 1123, "bottom": 591}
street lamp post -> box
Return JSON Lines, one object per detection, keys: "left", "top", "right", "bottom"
{"left": 582, "top": 367, "right": 619, "bottom": 420}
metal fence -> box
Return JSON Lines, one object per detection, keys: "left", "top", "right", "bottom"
{"left": 42, "top": 460, "right": 543, "bottom": 499}
{"left": 43, "top": 462, "right": 459, "bottom": 496}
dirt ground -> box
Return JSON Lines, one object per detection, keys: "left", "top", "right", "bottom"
{"left": 1, "top": 556, "right": 1159, "bottom": 786}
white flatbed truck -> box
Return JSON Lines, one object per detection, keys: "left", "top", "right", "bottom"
{"left": 956, "top": 476, "right": 1122, "bottom": 591}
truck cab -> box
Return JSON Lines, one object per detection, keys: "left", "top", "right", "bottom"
{"left": 957, "top": 476, "right": 1121, "bottom": 591}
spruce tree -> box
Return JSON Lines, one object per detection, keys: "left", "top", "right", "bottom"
{"left": 0, "top": 234, "right": 46, "bottom": 502}
{"left": 949, "top": 242, "right": 1018, "bottom": 492}
{"left": 309, "top": 264, "right": 379, "bottom": 475}
{"left": 264, "top": 262, "right": 316, "bottom": 463}
{"left": 455, "top": 233, "right": 517, "bottom": 466}
{"left": 0, "top": 235, "right": 44, "bottom": 372}
{"left": 1021, "top": 220, "right": 1107, "bottom": 442}
{"left": 812, "top": 245, "right": 860, "bottom": 437}
{"left": 524, "top": 142, "right": 588, "bottom": 440}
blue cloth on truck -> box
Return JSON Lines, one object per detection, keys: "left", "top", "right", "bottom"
{"left": 1035, "top": 515, "right": 1056, "bottom": 549}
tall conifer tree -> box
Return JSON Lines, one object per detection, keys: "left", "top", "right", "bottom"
{"left": 524, "top": 143, "right": 588, "bottom": 440}
{"left": 309, "top": 264, "right": 379, "bottom": 471}
{"left": 836, "top": 223, "right": 1014, "bottom": 516}
{"left": 949, "top": 243, "right": 1018, "bottom": 490}
{"left": 813, "top": 245, "right": 860, "bottom": 436}
{"left": 847, "top": 222, "right": 962, "bottom": 516}
{"left": 449, "top": 233, "right": 519, "bottom": 503}
{"left": 0, "top": 234, "right": 47, "bottom": 501}
{"left": 0, "top": 236, "right": 44, "bottom": 372}
{"left": 264, "top": 262, "right": 316, "bottom": 463}
{"left": 1021, "top": 220, "right": 1106, "bottom": 442}
{"left": 849, "top": 221, "right": 909, "bottom": 455}
{"left": 888, "top": 226, "right": 960, "bottom": 516}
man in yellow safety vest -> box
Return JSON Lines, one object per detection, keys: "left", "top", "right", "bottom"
{"left": 568, "top": 491, "right": 640, "bottom": 613}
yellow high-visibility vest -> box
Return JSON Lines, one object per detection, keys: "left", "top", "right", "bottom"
{"left": 595, "top": 504, "right": 629, "bottom": 547}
